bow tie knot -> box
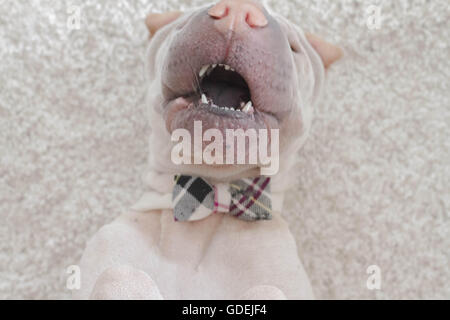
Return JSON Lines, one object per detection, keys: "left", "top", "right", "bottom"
{"left": 172, "top": 175, "right": 272, "bottom": 222}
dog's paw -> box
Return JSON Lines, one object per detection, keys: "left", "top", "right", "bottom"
{"left": 90, "top": 265, "right": 163, "bottom": 300}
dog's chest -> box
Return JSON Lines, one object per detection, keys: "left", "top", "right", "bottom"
{"left": 132, "top": 209, "right": 307, "bottom": 299}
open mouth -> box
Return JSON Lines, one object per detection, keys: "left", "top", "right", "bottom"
{"left": 196, "top": 63, "right": 255, "bottom": 115}
{"left": 163, "top": 61, "right": 280, "bottom": 136}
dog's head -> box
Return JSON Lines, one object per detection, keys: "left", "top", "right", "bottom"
{"left": 144, "top": 0, "right": 341, "bottom": 183}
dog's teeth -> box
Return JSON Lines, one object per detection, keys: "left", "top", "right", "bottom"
{"left": 240, "top": 101, "right": 245, "bottom": 108}
{"left": 201, "top": 94, "right": 208, "bottom": 104}
{"left": 224, "top": 65, "right": 230, "bottom": 70}
{"left": 199, "top": 65, "right": 209, "bottom": 77}
{"left": 212, "top": 64, "right": 217, "bottom": 68}
{"left": 242, "top": 101, "right": 254, "bottom": 114}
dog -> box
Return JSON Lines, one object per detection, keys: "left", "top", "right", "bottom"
{"left": 74, "top": 0, "right": 341, "bottom": 300}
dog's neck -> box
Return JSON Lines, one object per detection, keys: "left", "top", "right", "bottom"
{"left": 132, "top": 169, "right": 286, "bottom": 216}
{"left": 141, "top": 166, "right": 295, "bottom": 195}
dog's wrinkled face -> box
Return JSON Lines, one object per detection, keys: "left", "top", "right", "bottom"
{"left": 162, "top": 4, "right": 295, "bottom": 137}
{"left": 145, "top": 0, "right": 341, "bottom": 181}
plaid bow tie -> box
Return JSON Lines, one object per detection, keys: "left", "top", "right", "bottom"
{"left": 172, "top": 175, "right": 272, "bottom": 222}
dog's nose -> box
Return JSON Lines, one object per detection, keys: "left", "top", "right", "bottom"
{"left": 208, "top": 0, "right": 268, "bottom": 33}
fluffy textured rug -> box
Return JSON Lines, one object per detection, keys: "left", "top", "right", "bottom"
{"left": 0, "top": 0, "right": 448, "bottom": 299}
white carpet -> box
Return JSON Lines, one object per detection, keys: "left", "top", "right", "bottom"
{"left": 0, "top": 0, "right": 448, "bottom": 299}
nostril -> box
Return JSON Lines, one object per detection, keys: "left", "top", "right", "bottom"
{"left": 209, "top": 0, "right": 268, "bottom": 30}
{"left": 245, "top": 13, "right": 251, "bottom": 26}
{"left": 244, "top": 6, "right": 268, "bottom": 28}
{"left": 208, "top": 4, "right": 228, "bottom": 19}
{"left": 245, "top": 13, "right": 267, "bottom": 28}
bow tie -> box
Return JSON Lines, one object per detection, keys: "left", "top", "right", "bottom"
{"left": 172, "top": 175, "right": 272, "bottom": 222}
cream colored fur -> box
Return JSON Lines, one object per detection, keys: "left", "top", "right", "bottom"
{"left": 74, "top": 4, "right": 325, "bottom": 300}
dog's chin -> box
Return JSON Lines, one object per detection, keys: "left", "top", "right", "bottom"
{"left": 173, "top": 163, "right": 261, "bottom": 181}
{"left": 168, "top": 135, "right": 272, "bottom": 178}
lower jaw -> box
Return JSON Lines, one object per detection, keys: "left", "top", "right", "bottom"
{"left": 164, "top": 97, "right": 279, "bottom": 137}
{"left": 163, "top": 97, "right": 280, "bottom": 168}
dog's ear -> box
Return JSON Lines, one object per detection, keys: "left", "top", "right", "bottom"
{"left": 305, "top": 33, "right": 342, "bottom": 69}
{"left": 146, "top": 12, "right": 182, "bottom": 37}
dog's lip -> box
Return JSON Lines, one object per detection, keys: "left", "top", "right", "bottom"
{"left": 163, "top": 95, "right": 279, "bottom": 134}
{"left": 164, "top": 97, "right": 191, "bottom": 133}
